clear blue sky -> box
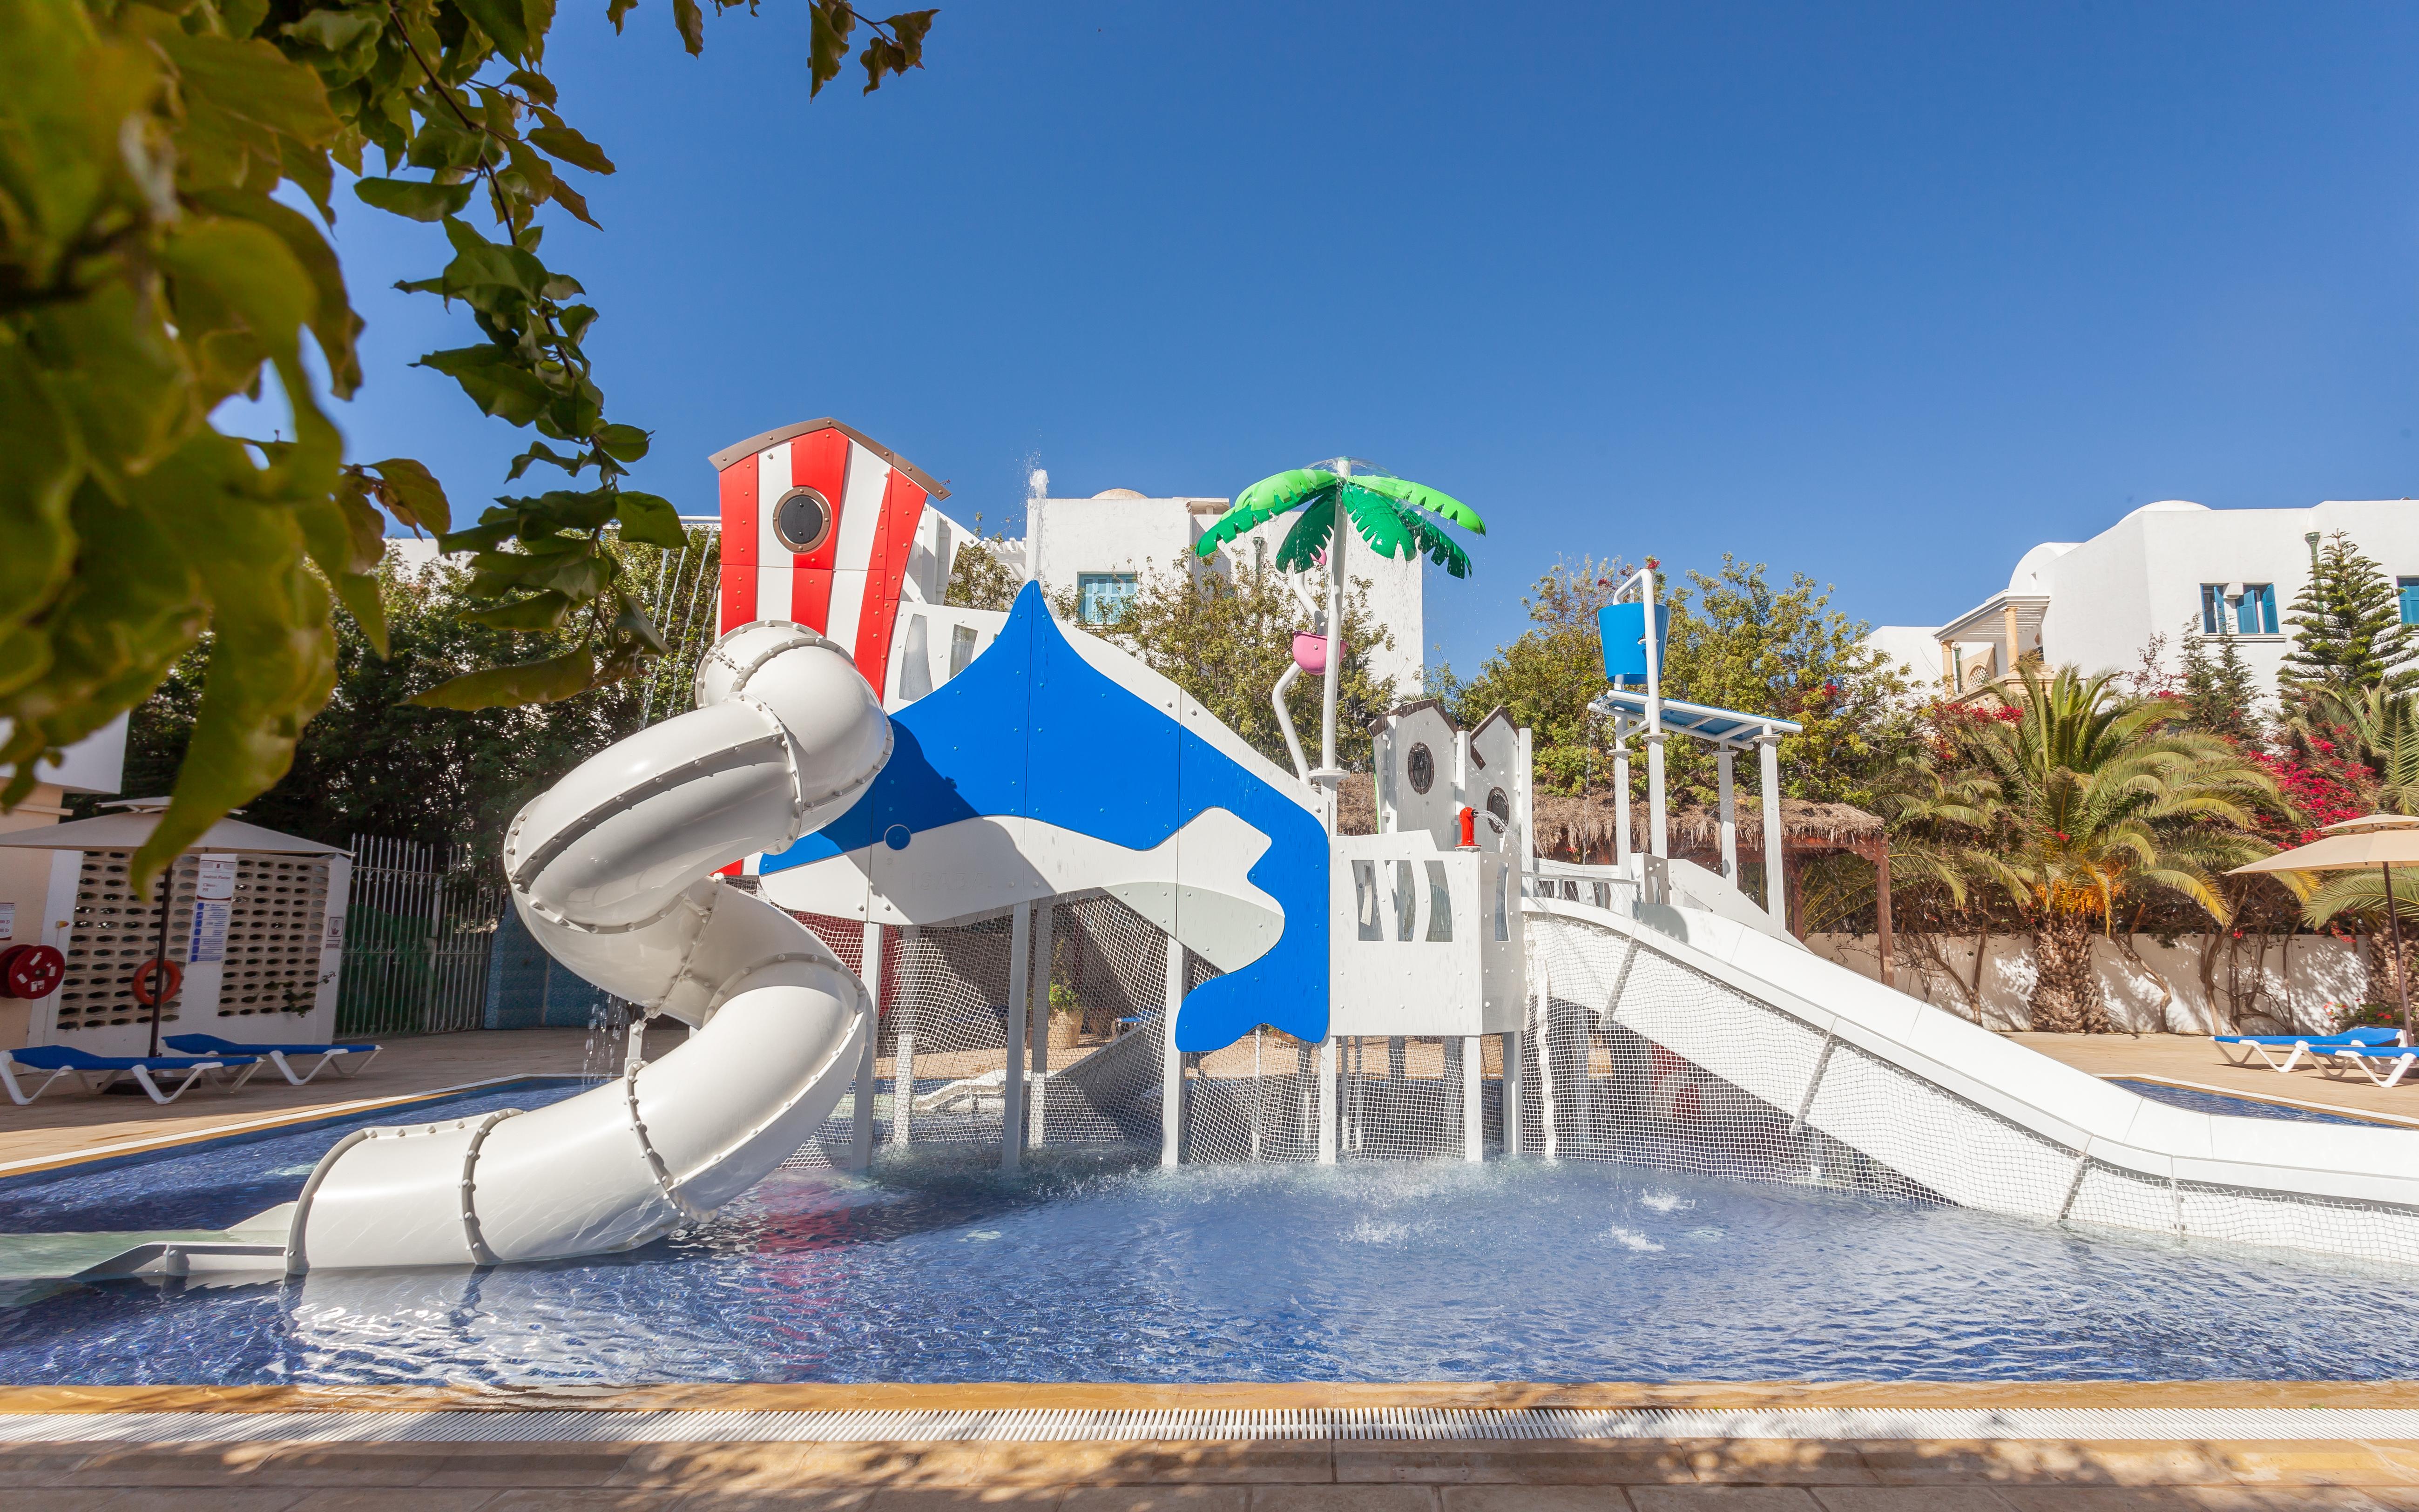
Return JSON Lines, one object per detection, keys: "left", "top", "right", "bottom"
{"left": 325, "top": 0, "right": 2419, "bottom": 677}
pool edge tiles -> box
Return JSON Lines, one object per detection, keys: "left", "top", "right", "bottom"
{"left": 0, "top": 1074, "right": 593, "bottom": 1190}
{"left": 0, "top": 1379, "right": 2414, "bottom": 1416}
{"left": 6, "top": 1404, "right": 2419, "bottom": 1445}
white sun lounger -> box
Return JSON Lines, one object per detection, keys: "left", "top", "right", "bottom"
{"left": 2319, "top": 1042, "right": 2419, "bottom": 1089}
{"left": 2213, "top": 1027, "right": 2401, "bottom": 1072}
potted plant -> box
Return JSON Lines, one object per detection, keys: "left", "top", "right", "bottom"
{"left": 1048, "top": 982, "right": 1081, "bottom": 1049}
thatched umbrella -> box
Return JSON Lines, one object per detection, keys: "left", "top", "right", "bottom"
{"left": 1531, "top": 791, "right": 1898, "bottom": 982}
{"left": 1336, "top": 772, "right": 1378, "bottom": 836}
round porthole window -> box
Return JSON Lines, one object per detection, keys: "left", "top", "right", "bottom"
{"left": 1486, "top": 787, "right": 1510, "bottom": 832}
{"left": 773, "top": 487, "right": 833, "bottom": 554}
{"left": 1407, "top": 742, "right": 1435, "bottom": 796}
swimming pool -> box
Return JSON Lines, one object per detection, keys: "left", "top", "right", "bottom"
{"left": 2109, "top": 1077, "right": 2392, "bottom": 1127}
{"left": 0, "top": 1081, "right": 2410, "bottom": 1387}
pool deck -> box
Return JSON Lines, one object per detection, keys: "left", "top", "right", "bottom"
{"left": 0, "top": 1029, "right": 647, "bottom": 1176}
{"left": 0, "top": 1382, "right": 2417, "bottom": 1507}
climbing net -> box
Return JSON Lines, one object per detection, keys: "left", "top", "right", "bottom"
{"left": 758, "top": 887, "right": 2419, "bottom": 1268}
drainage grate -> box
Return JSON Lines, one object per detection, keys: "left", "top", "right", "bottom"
{"left": 0, "top": 1405, "right": 2412, "bottom": 1444}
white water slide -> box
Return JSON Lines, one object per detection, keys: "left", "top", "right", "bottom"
{"left": 1525, "top": 884, "right": 2419, "bottom": 1268}
{"left": 279, "top": 623, "right": 892, "bottom": 1269}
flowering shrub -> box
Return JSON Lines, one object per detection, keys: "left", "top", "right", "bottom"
{"left": 2334, "top": 1000, "right": 2404, "bottom": 1031}
{"left": 2244, "top": 742, "right": 2372, "bottom": 844}
{"left": 1920, "top": 698, "right": 2020, "bottom": 763}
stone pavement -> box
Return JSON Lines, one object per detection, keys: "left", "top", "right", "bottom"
{"left": 3, "top": 1429, "right": 2418, "bottom": 1508}
{"left": 0, "top": 1385, "right": 2415, "bottom": 1507}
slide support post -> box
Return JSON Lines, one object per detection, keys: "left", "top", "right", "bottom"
{"left": 1758, "top": 733, "right": 1786, "bottom": 929}
{"left": 1001, "top": 901, "right": 1029, "bottom": 1174}
{"left": 1317, "top": 1035, "right": 1338, "bottom": 1164}
{"left": 1161, "top": 931, "right": 1184, "bottom": 1168}
{"left": 1028, "top": 901, "right": 1052, "bottom": 1148}
{"left": 851, "top": 920, "right": 883, "bottom": 1170}
{"left": 1462, "top": 1034, "right": 1483, "bottom": 1162}
{"left": 1503, "top": 1028, "right": 1524, "bottom": 1158}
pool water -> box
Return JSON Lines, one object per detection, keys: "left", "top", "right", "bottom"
{"left": 2110, "top": 1077, "right": 2387, "bottom": 1127}
{"left": 0, "top": 1089, "right": 2412, "bottom": 1386}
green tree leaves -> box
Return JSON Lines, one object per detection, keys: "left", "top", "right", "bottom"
{"left": 1058, "top": 555, "right": 1399, "bottom": 775}
{"left": 354, "top": 176, "right": 477, "bottom": 221}
{"left": 615, "top": 492, "right": 685, "bottom": 548}
{"left": 526, "top": 124, "right": 614, "bottom": 175}
{"left": 809, "top": 2, "right": 937, "bottom": 91}
{"left": 2, "top": 0, "right": 937, "bottom": 896}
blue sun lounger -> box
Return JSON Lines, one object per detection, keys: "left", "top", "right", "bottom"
{"left": 164, "top": 1034, "right": 381, "bottom": 1087}
{"left": 2212, "top": 1026, "right": 2400, "bottom": 1073}
{"left": 0, "top": 1045, "right": 261, "bottom": 1106}
{"left": 2318, "top": 1041, "right": 2419, "bottom": 1089}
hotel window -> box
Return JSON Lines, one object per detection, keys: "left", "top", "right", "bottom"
{"left": 2200, "top": 583, "right": 2277, "bottom": 635}
{"left": 1075, "top": 572, "right": 1139, "bottom": 624}
{"left": 2400, "top": 578, "right": 2419, "bottom": 626}
{"left": 2237, "top": 583, "right": 2277, "bottom": 634}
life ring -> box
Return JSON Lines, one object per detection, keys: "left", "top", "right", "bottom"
{"left": 1646, "top": 1045, "right": 1707, "bottom": 1122}
{"left": 128, "top": 956, "right": 182, "bottom": 1007}
{"left": 0, "top": 945, "right": 65, "bottom": 1000}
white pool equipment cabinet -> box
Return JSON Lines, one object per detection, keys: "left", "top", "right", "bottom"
{"left": 0, "top": 805, "right": 350, "bottom": 1059}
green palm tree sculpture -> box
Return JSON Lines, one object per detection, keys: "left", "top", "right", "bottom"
{"left": 1193, "top": 459, "right": 1484, "bottom": 808}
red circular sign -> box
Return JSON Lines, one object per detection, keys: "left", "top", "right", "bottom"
{"left": 0, "top": 945, "right": 64, "bottom": 1001}
{"left": 128, "top": 956, "right": 182, "bottom": 1007}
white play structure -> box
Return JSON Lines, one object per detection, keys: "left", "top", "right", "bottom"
{"left": 20, "top": 429, "right": 2419, "bottom": 1284}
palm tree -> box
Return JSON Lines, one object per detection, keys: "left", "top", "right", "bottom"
{"left": 1920, "top": 665, "right": 2281, "bottom": 1032}
{"left": 1193, "top": 461, "right": 1483, "bottom": 801}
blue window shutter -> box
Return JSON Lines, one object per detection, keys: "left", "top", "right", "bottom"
{"left": 2400, "top": 578, "right": 2419, "bottom": 627}
{"left": 2200, "top": 585, "right": 2221, "bottom": 635}
{"left": 2259, "top": 584, "right": 2278, "bottom": 634}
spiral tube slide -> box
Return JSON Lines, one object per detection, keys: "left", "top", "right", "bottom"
{"left": 285, "top": 623, "right": 892, "bottom": 1271}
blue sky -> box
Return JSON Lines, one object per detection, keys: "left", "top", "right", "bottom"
{"left": 322, "top": 0, "right": 2419, "bottom": 676}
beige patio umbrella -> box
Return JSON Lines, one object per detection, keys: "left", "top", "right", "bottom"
{"left": 2231, "top": 814, "right": 2419, "bottom": 1039}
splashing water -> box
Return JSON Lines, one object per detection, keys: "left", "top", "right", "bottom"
{"left": 580, "top": 998, "right": 627, "bottom": 1085}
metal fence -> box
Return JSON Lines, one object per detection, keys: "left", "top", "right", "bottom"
{"left": 336, "top": 835, "right": 506, "bottom": 1037}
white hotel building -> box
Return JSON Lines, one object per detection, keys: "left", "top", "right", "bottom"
{"left": 1006, "top": 487, "right": 1429, "bottom": 695}
{"left": 1867, "top": 499, "right": 2419, "bottom": 697}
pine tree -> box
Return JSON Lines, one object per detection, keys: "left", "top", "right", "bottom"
{"left": 2176, "top": 620, "right": 2262, "bottom": 740}
{"left": 2282, "top": 532, "right": 2416, "bottom": 694}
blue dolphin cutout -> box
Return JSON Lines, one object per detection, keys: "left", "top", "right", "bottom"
{"left": 763, "top": 582, "right": 1331, "bottom": 1052}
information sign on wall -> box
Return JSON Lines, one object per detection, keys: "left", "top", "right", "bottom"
{"left": 189, "top": 854, "right": 236, "bottom": 964}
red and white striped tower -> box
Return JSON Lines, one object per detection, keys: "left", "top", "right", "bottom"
{"left": 709, "top": 418, "right": 951, "bottom": 699}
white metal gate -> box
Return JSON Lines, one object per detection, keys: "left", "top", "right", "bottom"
{"left": 336, "top": 837, "right": 503, "bottom": 1037}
